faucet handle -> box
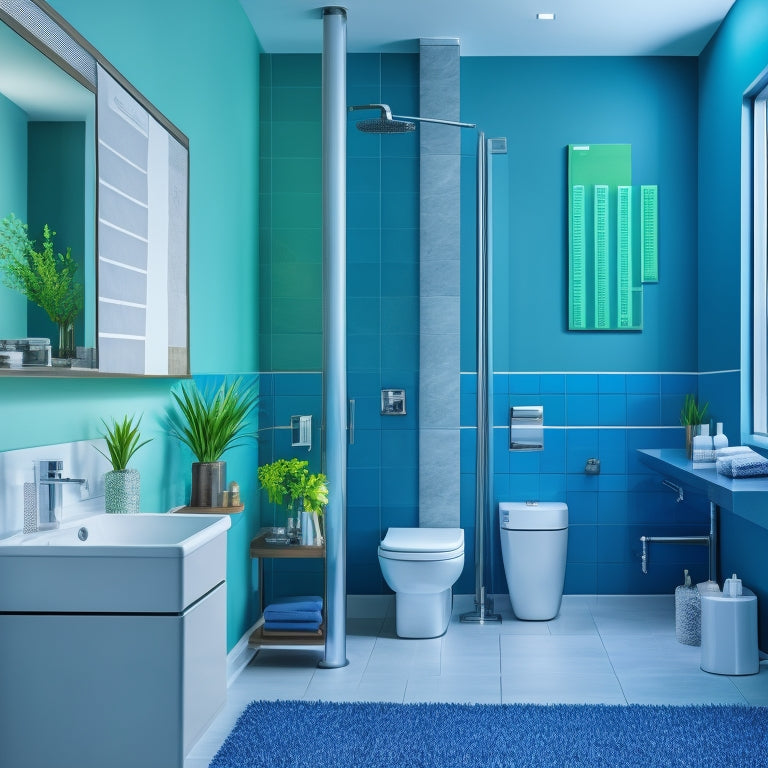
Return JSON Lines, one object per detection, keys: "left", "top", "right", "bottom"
{"left": 40, "top": 460, "right": 64, "bottom": 478}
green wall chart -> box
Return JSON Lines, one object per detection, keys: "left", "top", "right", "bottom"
{"left": 567, "top": 144, "right": 658, "bottom": 331}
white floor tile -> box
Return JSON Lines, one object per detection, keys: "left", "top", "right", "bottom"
{"left": 501, "top": 671, "right": 626, "bottom": 704}
{"left": 729, "top": 664, "right": 768, "bottom": 705}
{"left": 404, "top": 674, "right": 501, "bottom": 704}
{"left": 617, "top": 669, "right": 748, "bottom": 705}
{"left": 501, "top": 634, "right": 614, "bottom": 675}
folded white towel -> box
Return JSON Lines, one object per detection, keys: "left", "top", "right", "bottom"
{"left": 714, "top": 446, "right": 753, "bottom": 459}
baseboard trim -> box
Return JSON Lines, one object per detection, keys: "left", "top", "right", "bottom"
{"left": 227, "top": 622, "right": 259, "bottom": 686}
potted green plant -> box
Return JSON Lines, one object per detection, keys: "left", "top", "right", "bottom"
{"left": 0, "top": 214, "right": 84, "bottom": 360}
{"left": 95, "top": 414, "right": 151, "bottom": 514}
{"left": 170, "top": 378, "right": 257, "bottom": 507}
{"left": 257, "top": 458, "right": 328, "bottom": 544}
{"left": 680, "top": 393, "right": 709, "bottom": 459}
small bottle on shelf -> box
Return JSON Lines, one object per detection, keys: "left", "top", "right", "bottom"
{"left": 692, "top": 423, "right": 714, "bottom": 463}
{"left": 712, "top": 422, "right": 728, "bottom": 453}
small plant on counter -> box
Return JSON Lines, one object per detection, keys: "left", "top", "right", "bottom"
{"left": 94, "top": 414, "right": 151, "bottom": 514}
{"left": 680, "top": 393, "right": 709, "bottom": 426}
{"left": 680, "top": 393, "right": 710, "bottom": 460}
{"left": 95, "top": 414, "right": 151, "bottom": 471}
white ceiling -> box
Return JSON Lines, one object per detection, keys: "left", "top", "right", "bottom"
{"left": 240, "top": 0, "right": 737, "bottom": 57}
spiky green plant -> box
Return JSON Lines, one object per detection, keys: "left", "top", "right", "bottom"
{"left": 170, "top": 378, "right": 257, "bottom": 463}
{"left": 95, "top": 414, "right": 151, "bottom": 471}
{"left": 680, "top": 393, "right": 709, "bottom": 426}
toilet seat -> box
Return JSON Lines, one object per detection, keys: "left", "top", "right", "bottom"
{"left": 378, "top": 527, "right": 464, "bottom": 562}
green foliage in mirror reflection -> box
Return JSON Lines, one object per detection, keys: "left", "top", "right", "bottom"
{"left": 0, "top": 214, "right": 84, "bottom": 354}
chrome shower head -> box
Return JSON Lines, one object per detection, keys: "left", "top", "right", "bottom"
{"left": 348, "top": 104, "right": 416, "bottom": 134}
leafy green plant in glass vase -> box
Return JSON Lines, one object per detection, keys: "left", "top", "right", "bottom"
{"left": 0, "top": 214, "right": 84, "bottom": 360}
{"left": 257, "top": 458, "right": 328, "bottom": 545}
{"left": 95, "top": 415, "right": 152, "bottom": 514}
{"left": 170, "top": 378, "right": 257, "bottom": 508}
{"left": 680, "top": 393, "right": 709, "bottom": 460}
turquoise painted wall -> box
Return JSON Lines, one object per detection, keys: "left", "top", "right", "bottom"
{"left": 0, "top": 92, "right": 28, "bottom": 337}
{"left": 259, "top": 54, "right": 323, "bottom": 370}
{"left": 698, "top": 0, "right": 768, "bottom": 646}
{"left": 0, "top": 0, "right": 262, "bottom": 651}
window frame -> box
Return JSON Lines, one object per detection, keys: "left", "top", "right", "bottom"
{"left": 752, "top": 84, "right": 768, "bottom": 437}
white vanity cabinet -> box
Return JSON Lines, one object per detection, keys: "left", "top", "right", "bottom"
{"left": 0, "top": 513, "right": 230, "bottom": 768}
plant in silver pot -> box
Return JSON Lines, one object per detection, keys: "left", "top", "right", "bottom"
{"left": 95, "top": 414, "right": 151, "bottom": 514}
{"left": 170, "top": 378, "right": 257, "bottom": 508}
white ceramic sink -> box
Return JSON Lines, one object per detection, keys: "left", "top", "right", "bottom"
{"left": 0, "top": 513, "right": 231, "bottom": 613}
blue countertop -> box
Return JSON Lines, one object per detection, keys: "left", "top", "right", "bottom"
{"left": 637, "top": 449, "right": 768, "bottom": 530}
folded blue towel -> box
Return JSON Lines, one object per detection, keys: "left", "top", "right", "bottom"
{"left": 266, "top": 595, "right": 323, "bottom": 613}
{"left": 263, "top": 620, "right": 322, "bottom": 632}
{"left": 728, "top": 455, "right": 768, "bottom": 477}
{"left": 263, "top": 608, "right": 323, "bottom": 623}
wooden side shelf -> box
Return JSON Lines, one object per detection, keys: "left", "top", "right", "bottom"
{"left": 249, "top": 530, "right": 326, "bottom": 649}
{"left": 175, "top": 504, "right": 244, "bottom": 515}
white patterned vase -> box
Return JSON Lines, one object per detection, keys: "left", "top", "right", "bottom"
{"left": 105, "top": 469, "right": 140, "bottom": 514}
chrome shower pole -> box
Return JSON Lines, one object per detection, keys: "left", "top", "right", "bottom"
{"left": 319, "top": 5, "right": 348, "bottom": 668}
{"left": 461, "top": 132, "right": 501, "bottom": 624}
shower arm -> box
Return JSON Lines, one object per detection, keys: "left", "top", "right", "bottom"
{"left": 347, "top": 104, "right": 476, "bottom": 130}
{"left": 392, "top": 114, "right": 477, "bottom": 129}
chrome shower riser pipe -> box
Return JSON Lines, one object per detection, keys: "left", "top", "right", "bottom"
{"left": 319, "top": 5, "right": 348, "bottom": 669}
{"left": 461, "top": 132, "right": 501, "bottom": 625}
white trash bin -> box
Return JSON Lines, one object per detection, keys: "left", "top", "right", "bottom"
{"left": 700, "top": 587, "right": 759, "bottom": 675}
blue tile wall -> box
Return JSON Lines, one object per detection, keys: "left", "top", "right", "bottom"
{"left": 258, "top": 370, "right": 719, "bottom": 598}
{"left": 478, "top": 371, "right": 714, "bottom": 597}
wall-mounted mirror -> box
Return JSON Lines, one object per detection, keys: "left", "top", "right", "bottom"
{"left": 0, "top": 0, "right": 189, "bottom": 376}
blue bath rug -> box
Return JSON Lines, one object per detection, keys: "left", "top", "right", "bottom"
{"left": 209, "top": 700, "right": 768, "bottom": 768}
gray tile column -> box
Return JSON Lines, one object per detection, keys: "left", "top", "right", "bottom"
{"left": 419, "top": 38, "right": 461, "bottom": 528}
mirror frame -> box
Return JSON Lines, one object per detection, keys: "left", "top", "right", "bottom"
{"left": 0, "top": 0, "right": 190, "bottom": 377}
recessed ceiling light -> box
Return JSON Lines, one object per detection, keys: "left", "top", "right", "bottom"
{"left": 537, "top": 12, "right": 556, "bottom": 20}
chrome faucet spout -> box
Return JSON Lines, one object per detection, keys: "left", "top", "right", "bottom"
{"left": 37, "top": 461, "right": 89, "bottom": 529}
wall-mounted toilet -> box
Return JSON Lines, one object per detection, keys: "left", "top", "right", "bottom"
{"left": 499, "top": 501, "right": 568, "bottom": 620}
{"left": 378, "top": 527, "right": 464, "bottom": 638}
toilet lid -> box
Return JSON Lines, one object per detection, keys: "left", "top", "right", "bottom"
{"left": 379, "top": 527, "right": 464, "bottom": 553}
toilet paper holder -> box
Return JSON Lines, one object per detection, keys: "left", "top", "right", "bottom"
{"left": 509, "top": 405, "right": 543, "bottom": 451}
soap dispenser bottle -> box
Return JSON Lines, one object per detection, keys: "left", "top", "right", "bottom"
{"left": 713, "top": 422, "right": 728, "bottom": 452}
{"left": 693, "top": 423, "right": 714, "bottom": 463}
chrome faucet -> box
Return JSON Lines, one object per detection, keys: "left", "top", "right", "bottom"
{"left": 37, "top": 460, "right": 89, "bottom": 529}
